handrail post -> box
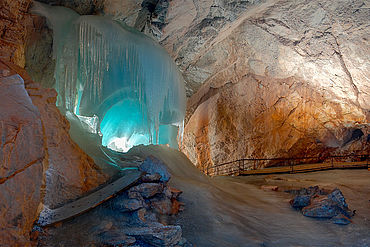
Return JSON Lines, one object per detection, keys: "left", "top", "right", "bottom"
{"left": 331, "top": 157, "right": 334, "bottom": 169}
{"left": 291, "top": 159, "right": 294, "bottom": 173}
{"left": 238, "top": 160, "right": 241, "bottom": 175}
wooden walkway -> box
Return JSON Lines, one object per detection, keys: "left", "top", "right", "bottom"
{"left": 206, "top": 153, "right": 369, "bottom": 176}
{"left": 241, "top": 161, "right": 368, "bottom": 176}
{"left": 37, "top": 169, "right": 142, "bottom": 226}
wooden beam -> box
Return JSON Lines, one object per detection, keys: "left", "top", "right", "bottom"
{"left": 37, "top": 169, "right": 142, "bottom": 226}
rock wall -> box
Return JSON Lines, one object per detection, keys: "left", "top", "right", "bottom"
{"left": 0, "top": 61, "right": 44, "bottom": 247}
{"left": 8, "top": 61, "right": 109, "bottom": 207}
{"left": 183, "top": 74, "right": 369, "bottom": 170}
{"left": 0, "top": 0, "right": 33, "bottom": 67}
{"left": 156, "top": 0, "right": 370, "bottom": 169}
{"left": 0, "top": 60, "right": 108, "bottom": 245}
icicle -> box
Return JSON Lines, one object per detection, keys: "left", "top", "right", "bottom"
{"left": 31, "top": 2, "right": 186, "bottom": 153}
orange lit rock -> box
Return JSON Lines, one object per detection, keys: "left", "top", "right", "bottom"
{"left": 261, "top": 185, "right": 279, "bottom": 192}
{"left": 0, "top": 60, "right": 43, "bottom": 247}
{"left": 171, "top": 1, "right": 370, "bottom": 171}
{"left": 0, "top": 60, "right": 108, "bottom": 245}
{"left": 0, "top": 0, "right": 32, "bottom": 67}
{"left": 14, "top": 62, "right": 109, "bottom": 208}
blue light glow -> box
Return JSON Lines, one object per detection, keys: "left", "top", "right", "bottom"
{"left": 32, "top": 2, "right": 186, "bottom": 153}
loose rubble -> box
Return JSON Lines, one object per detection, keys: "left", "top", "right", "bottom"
{"left": 288, "top": 186, "right": 354, "bottom": 225}
{"left": 104, "top": 156, "right": 189, "bottom": 246}
{"left": 35, "top": 155, "right": 190, "bottom": 246}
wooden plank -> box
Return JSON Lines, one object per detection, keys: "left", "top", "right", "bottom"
{"left": 240, "top": 161, "right": 368, "bottom": 176}
{"left": 37, "top": 169, "right": 142, "bottom": 226}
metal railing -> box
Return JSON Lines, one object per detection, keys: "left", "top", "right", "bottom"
{"left": 205, "top": 152, "right": 370, "bottom": 176}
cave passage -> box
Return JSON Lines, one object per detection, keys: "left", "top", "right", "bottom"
{"left": 31, "top": 2, "right": 186, "bottom": 154}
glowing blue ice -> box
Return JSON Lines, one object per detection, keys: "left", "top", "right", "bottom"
{"left": 31, "top": 2, "right": 186, "bottom": 153}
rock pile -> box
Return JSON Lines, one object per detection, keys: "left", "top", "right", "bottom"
{"left": 35, "top": 156, "right": 191, "bottom": 247}
{"left": 288, "top": 186, "right": 354, "bottom": 225}
{"left": 98, "top": 156, "right": 191, "bottom": 246}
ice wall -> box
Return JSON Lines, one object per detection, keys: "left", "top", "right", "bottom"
{"left": 31, "top": 2, "right": 186, "bottom": 153}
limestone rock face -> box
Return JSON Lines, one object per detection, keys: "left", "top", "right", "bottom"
{"left": 0, "top": 0, "right": 32, "bottom": 67}
{"left": 36, "top": 0, "right": 104, "bottom": 15}
{"left": 0, "top": 61, "right": 44, "bottom": 247}
{"left": 0, "top": 60, "right": 108, "bottom": 245}
{"left": 158, "top": 0, "right": 370, "bottom": 170}
{"left": 182, "top": 74, "right": 369, "bottom": 170}
{"left": 20, "top": 64, "right": 109, "bottom": 209}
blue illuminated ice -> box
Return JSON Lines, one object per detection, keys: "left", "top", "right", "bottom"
{"left": 31, "top": 2, "right": 186, "bottom": 153}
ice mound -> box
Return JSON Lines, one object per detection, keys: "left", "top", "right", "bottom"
{"left": 31, "top": 2, "right": 186, "bottom": 153}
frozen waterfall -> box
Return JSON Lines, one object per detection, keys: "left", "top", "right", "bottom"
{"left": 31, "top": 2, "right": 186, "bottom": 154}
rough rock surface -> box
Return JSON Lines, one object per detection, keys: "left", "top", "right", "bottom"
{"left": 0, "top": 61, "right": 44, "bottom": 246}
{"left": 36, "top": 0, "right": 104, "bottom": 15}
{"left": 125, "top": 225, "right": 183, "bottom": 247}
{"left": 25, "top": 76, "right": 108, "bottom": 209}
{"left": 162, "top": 0, "right": 370, "bottom": 170}
{"left": 140, "top": 155, "right": 172, "bottom": 183}
{"left": 129, "top": 182, "right": 164, "bottom": 199}
{"left": 0, "top": 60, "right": 108, "bottom": 245}
{"left": 289, "top": 186, "right": 354, "bottom": 224}
{"left": 0, "top": 0, "right": 33, "bottom": 67}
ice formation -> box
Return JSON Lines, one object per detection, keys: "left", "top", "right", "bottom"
{"left": 31, "top": 2, "right": 186, "bottom": 153}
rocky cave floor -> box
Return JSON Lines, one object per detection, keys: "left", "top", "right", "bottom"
{"left": 214, "top": 169, "right": 370, "bottom": 247}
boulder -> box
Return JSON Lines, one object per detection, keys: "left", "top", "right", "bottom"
{"left": 125, "top": 225, "right": 182, "bottom": 247}
{"left": 141, "top": 173, "right": 162, "bottom": 183}
{"left": 97, "top": 230, "right": 137, "bottom": 246}
{"left": 290, "top": 195, "right": 311, "bottom": 209}
{"left": 164, "top": 186, "right": 183, "bottom": 199}
{"left": 332, "top": 214, "right": 352, "bottom": 225}
{"left": 140, "top": 156, "right": 171, "bottom": 183}
{"left": 171, "top": 199, "right": 185, "bottom": 215}
{"left": 111, "top": 198, "right": 144, "bottom": 213}
{"left": 150, "top": 197, "right": 173, "bottom": 215}
{"left": 128, "top": 183, "right": 164, "bottom": 199}
{"left": 290, "top": 186, "right": 354, "bottom": 224}
{"left": 0, "top": 59, "right": 109, "bottom": 244}
{"left": 302, "top": 196, "right": 342, "bottom": 218}
{"left": 328, "top": 189, "right": 348, "bottom": 211}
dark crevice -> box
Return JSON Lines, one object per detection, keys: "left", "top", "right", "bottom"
{"left": 0, "top": 158, "right": 43, "bottom": 184}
